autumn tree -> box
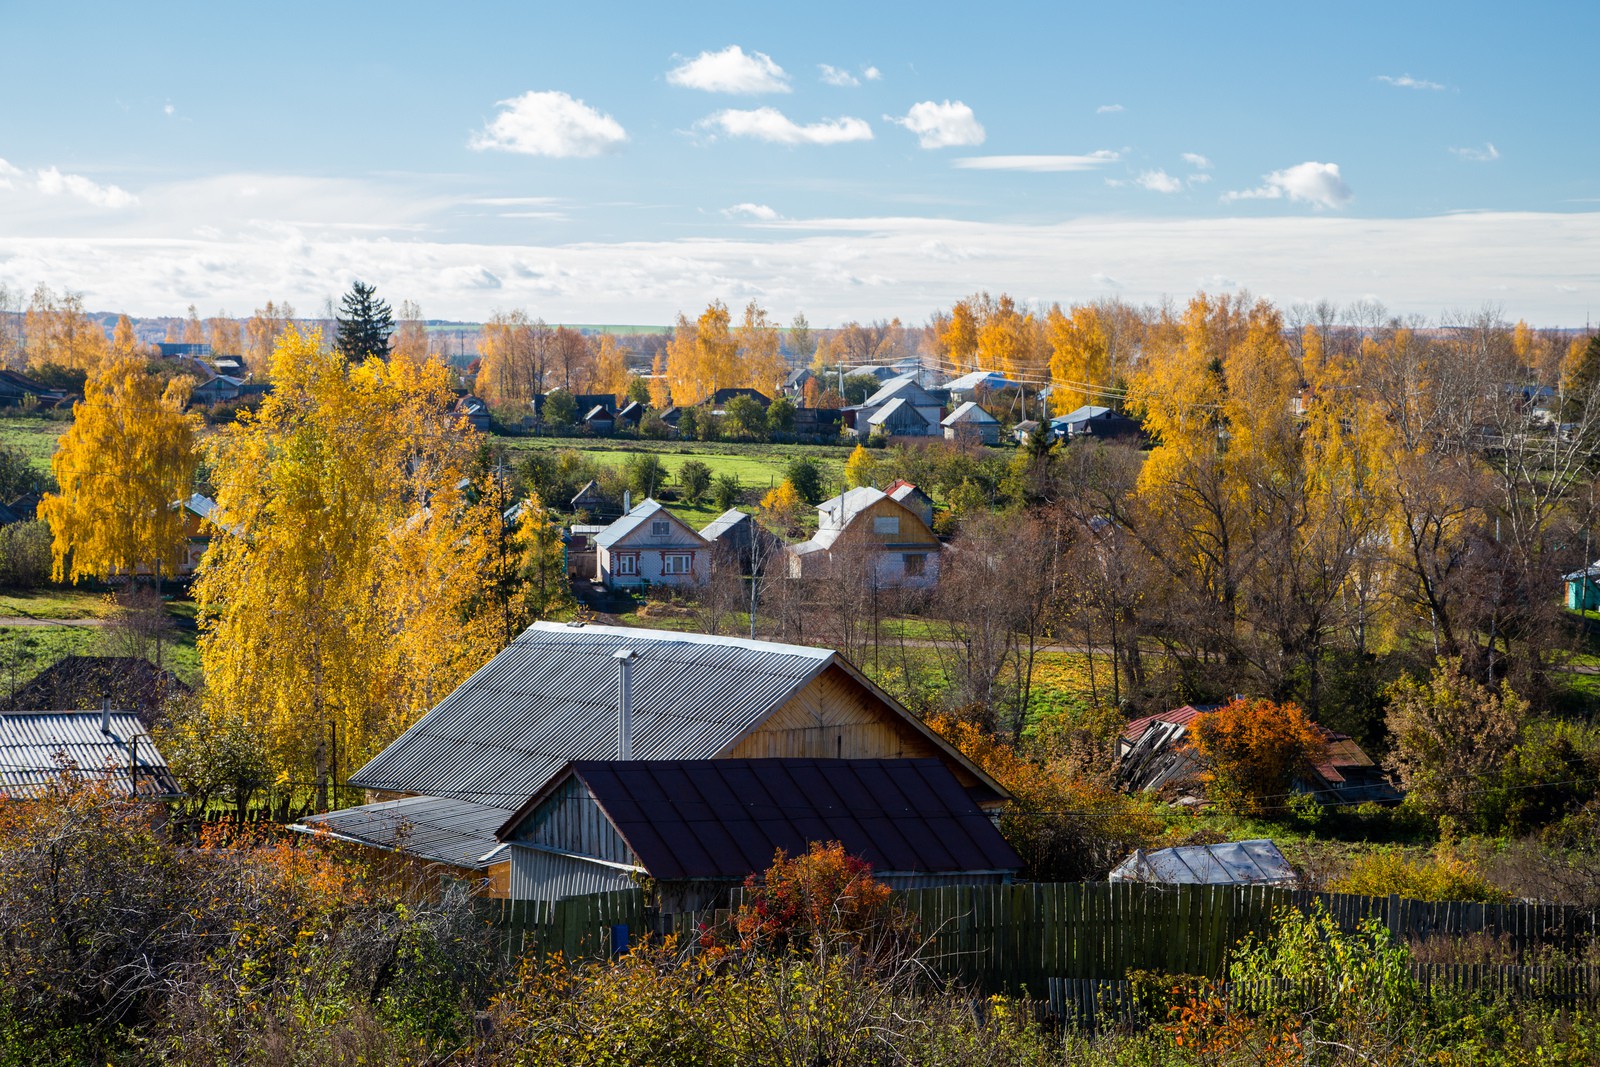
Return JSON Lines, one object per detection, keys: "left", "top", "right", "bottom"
{"left": 477, "top": 310, "right": 551, "bottom": 409}
{"left": 665, "top": 302, "right": 738, "bottom": 405}
{"left": 39, "top": 358, "right": 199, "bottom": 583}
{"left": 206, "top": 311, "right": 242, "bottom": 356}
{"left": 551, "top": 326, "right": 593, "bottom": 392}
{"left": 244, "top": 300, "right": 294, "bottom": 374}
{"left": 1384, "top": 662, "right": 1528, "bottom": 826}
{"left": 1188, "top": 697, "right": 1328, "bottom": 815}
{"left": 844, "top": 443, "right": 875, "bottom": 488}
{"left": 390, "top": 300, "right": 430, "bottom": 365}
{"left": 110, "top": 314, "right": 143, "bottom": 360}
{"left": 196, "top": 327, "right": 506, "bottom": 785}
{"left": 736, "top": 300, "right": 786, "bottom": 394}
{"left": 788, "top": 312, "right": 816, "bottom": 367}
{"left": 591, "top": 334, "right": 631, "bottom": 400}
{"left": 1046, "top": 303, "right": 1112, "bottom": 414}
{"left": 24, "top": 285, "right": 108, "bottom": 374}
{"left": 334, "top": 281, "right": 395, "bottom": 362}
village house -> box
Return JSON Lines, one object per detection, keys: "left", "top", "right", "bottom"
{"left": 884, "top": 480, "right": 935, "bottom": 528}
{"left": 308, "top": 622, "right": 1009, "bottom": 901}
{"left": 1051, "top": 404, "right": 1143, "bottom": 443}
{"left": 453, "top": 394, "right": 491, "bottom": 432}
{"left": 9, "top": 656, "right": 190, "bottom": 722}
{"left": 580, "top": 404, "right": 616, "bottom": 435}
{"left": 847, "top": 377, "right": 945, "bottom": 439}
{"left": 175, "top": 492, "right": 224, "bottom": 576}
{"left": 593, "top": 499, "right": 710, "bottom": 589}
{"left": 700, "top": 509, "right": 785, "bottom": 575}
{"left": 941, "top": 400, "right": 1001, "bottom": 445}
{"left": 941, "top": 369, "right": 1019, "bottom": 404}
{"left": 787, "top": 485, "right": 942, "bottom": 588}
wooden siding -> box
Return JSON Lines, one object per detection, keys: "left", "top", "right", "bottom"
{"left": 845, "top": 497, "right": 941, "bottom": 549}
{"left": 725, "top": 664, "right": 937, "bottom": 758}
{"left": 512, "top": 775, "right": 639, "bottom": 867}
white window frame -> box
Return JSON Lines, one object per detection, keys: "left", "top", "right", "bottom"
{"left": 615, "top": 553, "right": 638, "bottom": 576}
{"left": 650, "top": 520, "right": 671, "bottom": 536}
{"left": 662, "top": 552, "right": 693, "bottom": 576}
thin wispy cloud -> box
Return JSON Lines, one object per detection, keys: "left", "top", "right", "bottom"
{"left": 954, "top": 151, "right": 1119, "bottom": 172}
{"left": 818, "top": 64, "right": 863, "bottom": 87}
{"left": 699, "top": 108, "right": 872, "bottom": 145}
{"left": 163, "top": 102, "right": 175, "bottom": 117}
{"left": 890, "top": 100, "right": 985, "bottom": 148}
{"left": 1377, "top": 73, "right": 1445, "bottom": 90}
{"left": 723, "top": 202, "right": 779, "bottom": 220}
{"left": 668, "top": 46, "right": 790, "bottom": 94}
{"left": 1096, "top": 104, "right": 1124, "bottom": 114}
{"left": 1224, "top": 161, "right": 1352, "bottom": 209}
{"left": 1181, "top": 152, "right": 1212, "bottom": 169}
{"left": 1450, "top": 142, "right": 1500, "bottom": 162}
{"left": 0, "top": 158, "right": 21, "bottom": 190}
{"left": 35, "top": 166, "right": 137, "bottom": 208}
{"left": 469, "top": 91, "right": 627, "bottom": 157}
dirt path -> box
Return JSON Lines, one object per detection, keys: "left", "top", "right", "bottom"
{"left": 0, "top": 616, "right": 107, "bottom": 627}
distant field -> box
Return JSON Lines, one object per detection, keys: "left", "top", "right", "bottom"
{"left": 0, "top": 415, "right": 70, "bottom": 472}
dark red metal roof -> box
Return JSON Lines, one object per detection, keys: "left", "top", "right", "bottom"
{"left": 565, "top": 758, "right": 1021, "bottom": 882}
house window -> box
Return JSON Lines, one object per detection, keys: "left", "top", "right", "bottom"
{"left": 903, "top": 553, "right": 926, "bottom": 577}
{"left": 615, "top": 554, "right": 638, "bottom": 576}
{"left": 650, "top": 520, "right": 670, "bottom": 536}
{"left": 663, "top": 553, "right": 693, "bottom": 575}
{"left": 873, "top": 515, "right": 900, "bottom": 535}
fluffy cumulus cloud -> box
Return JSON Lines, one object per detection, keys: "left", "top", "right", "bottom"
{"left": 1450, "top": 142, "right": 1500, "bottom": 162}
{"left": 470, "top": 91, "right": 627, "bottom": 158}
{"left": 891, "top": 100, "right": 985, "bottom": 148}
{"left": 668, "top": 45, "right": 790, "bottom": 94}
{"left": 953, "top": 151, "right": 1118, "bottom": 172}
{"left": 699, "top": 107, "right": 872, "bottom": 145}
{"left": 723, "top": 202, "right": 779, "bottom": 220}
{"left": 1135, "top": 169, "right": 1182, "bottom": 193}
{"left": 1181, "top": 152, "right": 1212, "bottom": 169}
{"left": 1224, "top": 161, "right": 1353, "bottom": 209}
{"left": 0, "top": 158, "right": 21, "bottom": 189}
{"left": 1377, "top": 73, "right": 1445, "bottom": 90}
{"left": 818, "top": 64, "right": 859, "bottom": 87}
{"left": 35, "top": 166, "right": 137, "bottom": 208}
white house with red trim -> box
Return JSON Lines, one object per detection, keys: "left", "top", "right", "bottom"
{"left": 593, "top": 499, "right": 711, "bottom": 590}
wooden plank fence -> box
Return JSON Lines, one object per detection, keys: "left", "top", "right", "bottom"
{"left": 478, "top": 883, "right": 1600, "bottom": 1002}
{"left": 1048, "top": 964, "right": 1600, "bottom": 1028}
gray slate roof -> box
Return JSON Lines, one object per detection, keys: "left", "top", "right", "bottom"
{"left": 699, "top": 509, "right": 750, "bottom": 542}
{"left": 0, "top": 711, "right": 179, "bottom": 798}
{"left": 593, "top": 499, "right": 706, "bottom": 550}
{"left": 941, "top": 400, "right": 998, "bottom": 427}
{"left": 1108, "top": 839, "right": 1296, "bottom": 886}
{"left": 299, "top": 795, "right": 510, "bottom": 868}
{"left": 349, "top": 622, "right": 835, "bottom": 803}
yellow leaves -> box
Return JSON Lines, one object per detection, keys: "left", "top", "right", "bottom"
{"left": 24, "top": 284, "right": 109, "bottom": 373}
{"left": 39, "top": 356, "right": 200, "bottom": 582}
{"left": 843, "top": 444, "right": 875, "bottom": 488}
{"left": 197, "top": 326, "right": 503, "bottom": 779}
{"left": 1046, "top": 303, "right": 1112, "bottom": 415}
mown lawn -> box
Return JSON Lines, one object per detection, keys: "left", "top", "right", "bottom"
{"left": 0, "top": 414, "right": 70, "bottom": 472}
{"left": 0, "top": 587, "right": 110, "bottom": 620}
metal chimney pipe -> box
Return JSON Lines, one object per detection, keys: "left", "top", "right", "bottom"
{"left": 614, "top": 649, "right": 637, "bottom": 759}
{"left": 100, "top": 696, "right": 111, "bottom": 735}
{"left": 623, "top": 489, "right": 632, "bottom": 515}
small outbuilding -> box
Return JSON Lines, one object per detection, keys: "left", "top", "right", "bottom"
{"left": 0, "top": 707, "right": 180, "bottom": 798}
{"left": 1566, "top": 561, "right": 1600, "bottom": 612}
{"left": 941, "top": 401, "right": 1001, "bottom": 445}
{"left": 1109, "top": 839, "right": 1296, "bottom": 887}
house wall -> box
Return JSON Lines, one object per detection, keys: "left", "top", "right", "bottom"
{"left": 728, "top": 664, "right": 945, "bottom": 762}
{"left": 596, "top": 514, "right": 711, "bottom": 590}
{"left": 511, "top": 776, "right": 638, "bottom": 866}
{"left": 505, "top": 844, "right": 638, "bottom": 902}
{"left": 943, "top": 422, "right": 999, "bottom": 445}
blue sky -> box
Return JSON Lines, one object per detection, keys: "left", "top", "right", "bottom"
{"left": 2, "top": 0, "right": 1596, "bottom": 325}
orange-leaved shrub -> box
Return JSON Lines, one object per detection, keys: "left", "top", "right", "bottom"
{"left": 1187, "top": 697, "right": 1328, "bottom": 815}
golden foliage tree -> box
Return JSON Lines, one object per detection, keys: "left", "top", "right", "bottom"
{"left": 39, "top": 358, "right": 200, "bottom": 582}
{"left": 736, "top": 300, "right": 786, "bottom": 395}
{"left": 24, "top": 285, "right": 108, "bottom": 373}
{"left": 196, "top": 327, "right": 508, "bottom": 782}
{"left": 1188, "top": 698, "right": 1328, "bottom": 815}
{"left": 244, "top": 301, "right": 294, "bottom": 375}
{"left": 591, "top": 334, "right": 631, "bottom": 400}
{"left": 111, "top": 314, "right": 143, "bottom": 360}
{"left": 390, "top": 300, "right": 431, "bottom": 365}
{"left": 665, "top": 302, "right": 738, "bottom": 405}
{"left": 844, "top": 443, "right": 876, "bottom": 488}
{"left": 1046, "top": 303, "right": 1111, "bottom": 414}
{"left": 478, "top": 310, "right": 551, "bottom": 408}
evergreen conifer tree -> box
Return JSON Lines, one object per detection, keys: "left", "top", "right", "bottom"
{"left": 334, "top": 281, "right": 395, "bottom": 362}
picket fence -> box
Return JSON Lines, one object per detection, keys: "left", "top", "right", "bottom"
{"left": 479, "top": 882, "right": 1600, "bottom": 1000}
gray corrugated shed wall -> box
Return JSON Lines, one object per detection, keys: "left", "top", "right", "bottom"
{"left": 506, "top": 846, "right": 637, "bottom": 902}
{"left": 350, "top": 623, "right": 830, "bottom": 803}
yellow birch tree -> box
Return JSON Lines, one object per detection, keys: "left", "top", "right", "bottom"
{"left": 39, "top": 358, "right": 200, "bottom": 582}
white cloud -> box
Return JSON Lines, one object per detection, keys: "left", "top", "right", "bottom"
{"left": 35, "top": 167, "right": 137, "bottom": 208}
{"left": 953, "top": 151, "right": 1119, "bottom": 172}
{"left": 0, "top": 158, "right": 21, "bottom": 190}
{"left": 1188, "top": 173, "right": 1213, "bottom": 185}
{"left": 668, "top": 45, "right": 790, "bottom": 94}
{"left": 1377, "top": 74, "right": 1445, "bottom": 90}
{"left": 1135, "top": 169, "right": 1182, "bottom": 193}
{"left": 1096, "top": 104, "right": 1124, "bottom": 114}
{"left": 1223, "top": 161, "right": 1353, "bottom": 209}
{"left": 723, "top": 202, "right": 779, "bottom": 220}
{"left": 163, "top": 102, "right": 175, "bottom": 117}
{"left": 862, "top": 66, "right": 882, "bottom": 81}
{"left": 1450, "top": 142, "right": 1500, "bottom": 162}
{"left": 699, "top": 107, "right": 872, "bottom": 145}
{"left": 891, "top": 100, "right": 985, "bottom": 148}
{"left": 5, "top": 208, "right": 1595, "bottom": 326}
{"left": 819, "top": 64, "right": 859, "bottom": 87}
{"left": 469, "top": 91, "right": 627, "bottom": 158}
{"left": 1181, "top": 152, "right": 1212, "bottom": 169}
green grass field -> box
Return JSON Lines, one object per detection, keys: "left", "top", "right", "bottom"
{"left": 0, "top": 414, "right": 70, "bottom": 473}
{"left": 0, "top": 588, "right": 110, "bottom": 620}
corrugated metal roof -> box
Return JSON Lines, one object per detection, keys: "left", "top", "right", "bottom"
{"left": 350, "top": 623, "right": 833, "bottom": 802}
{"left": 942, "top": 370, "right": 1017, "bottom": 392}
{"left": 299, "top": 795, "right": 511, "bottom": 869}
{"left": 549, "top": 758, "right": 1020, "bottom": 881}
{"left": 0, "top": 711, "right": 179, "bottom": 798}
{"left": 699, "top": 509, "right": 749, "bottom": 542}
{"left": 1109, "top": 839, "right": 1296, "bottom": 886}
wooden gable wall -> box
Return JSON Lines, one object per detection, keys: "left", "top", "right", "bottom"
{"left": 846, "top": 496, "right": 941, "bottom": 548}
